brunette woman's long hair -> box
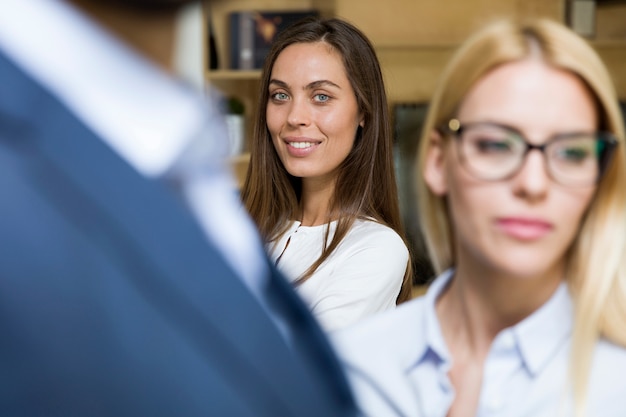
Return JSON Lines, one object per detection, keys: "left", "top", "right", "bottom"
{"left": 241, "top": 17, "right": 413, "bottom": 302}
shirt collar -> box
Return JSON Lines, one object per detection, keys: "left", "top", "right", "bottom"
{"left": 0, "top": 0, "right": 225, "bottom": 177}
{"left": 414, "top": 269, "right": 455, "bottom": 368}
{"left": 512, "top": 282, "right": 573, "bottom": 376}
{"left": 416, "top": 268, "right": 573, "bottom": 377}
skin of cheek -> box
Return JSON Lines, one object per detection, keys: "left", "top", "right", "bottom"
{"left": 269, "top": 102, "right": 360, "bottom": 181}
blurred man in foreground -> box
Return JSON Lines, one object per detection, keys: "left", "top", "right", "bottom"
{"left": 0, "top": 1, "right": 358, "bottom": 416}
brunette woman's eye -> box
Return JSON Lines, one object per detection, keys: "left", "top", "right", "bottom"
{"left": 313, "top": 93, "right": 330, "bottom": 103}
{"left": 270, "top": 92, "right": 289, "bottom": 101}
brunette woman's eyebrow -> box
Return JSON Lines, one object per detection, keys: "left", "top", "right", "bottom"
{"left": 269, "top": 79, "right": 289, "bottom": 89}
{"left": 269, "top": 79, "right": 341, "bottom": 91}
{"left": 306, "top": 80, "right": 341, "bottom": 90}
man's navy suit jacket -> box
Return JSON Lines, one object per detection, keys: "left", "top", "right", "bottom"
{"left": 0, "top": 51, "right": 357, "bottom": 417}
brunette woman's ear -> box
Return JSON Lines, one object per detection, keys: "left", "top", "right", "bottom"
{"left": 423, "top": 129, "right": 448, "bottom": 196}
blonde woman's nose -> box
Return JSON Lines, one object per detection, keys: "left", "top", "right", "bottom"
{"left": 511, "top": 148, "right": 550, "bottom": 201}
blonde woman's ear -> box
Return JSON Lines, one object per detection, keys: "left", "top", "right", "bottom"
{"left": 423, "top": 130, "right": 448, "bottom": 196}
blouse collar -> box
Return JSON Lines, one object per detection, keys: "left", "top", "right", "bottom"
{"left": 413, "top": 268, "right": 574, "bottom": 377}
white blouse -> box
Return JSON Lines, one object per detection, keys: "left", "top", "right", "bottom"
{"left": 267, "top": 219, "right": 408, "bottom": 331}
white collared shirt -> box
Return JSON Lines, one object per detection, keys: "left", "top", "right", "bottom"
{"left": 0, "top": 0, "right": 270, "bottom": 303}
{"left": 333, "top": 269, "right": 626, "bottom": 417}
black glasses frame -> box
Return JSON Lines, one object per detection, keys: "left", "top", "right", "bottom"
{"left": 440, "top": 119, "right": 619, "bottom": 186}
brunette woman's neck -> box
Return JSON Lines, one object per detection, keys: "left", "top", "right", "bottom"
{"left": 299, "top": 177, "right": 336, "bottom": 226}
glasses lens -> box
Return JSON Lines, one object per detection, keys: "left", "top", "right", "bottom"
{"left": 459, "top": 124, "right": 525, "bottom": 180}
{"left": 547, "top": 136, "right": 600, "bottom": 186}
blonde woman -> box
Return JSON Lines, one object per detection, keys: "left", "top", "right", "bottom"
{"left": 333, "top": 18, "right": 626, "bottom": 417}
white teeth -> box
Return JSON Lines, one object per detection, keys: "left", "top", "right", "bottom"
{"left": 289, "top": 142, "right": 314, "bottom": 149}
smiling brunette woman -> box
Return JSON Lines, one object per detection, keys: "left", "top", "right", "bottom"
{"left": 241, "top": 17, "right": 413, "bottom": 332}
{"left": 333, "top": 18, "right": 626, "bottom": 417}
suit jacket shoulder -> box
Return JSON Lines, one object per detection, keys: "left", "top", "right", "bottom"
{"left": 0, "top": 51, "right": 356, "bottom": 417}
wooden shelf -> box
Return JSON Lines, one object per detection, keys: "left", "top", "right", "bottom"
{"left": 206, "top": 70, "right": 262, "bottom": 80}
{"left": 334, "top": 0, "right": 564, "bottom": 48}
{"left": 591, "top": 40, "right": 626, "bottom": 48}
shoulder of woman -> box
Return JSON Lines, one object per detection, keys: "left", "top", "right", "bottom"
{"left": 586, "top": 339, "right": 626, "bottom": 411}
{"left": 348, "top": 219, "right": 407, "bottom": 245}
{"left": 338, "top": 220, "right": 409, "bottom": 265}
{"left": 590, "top": 338, "right": 626, "bottom": 374}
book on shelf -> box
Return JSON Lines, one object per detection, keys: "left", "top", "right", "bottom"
{"left": 229, "top": 10, "right": 319, "bottom": 70}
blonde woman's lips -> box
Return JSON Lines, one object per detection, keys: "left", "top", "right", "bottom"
{"left": 496, "top": 217, "right": 553, "bottom": 240}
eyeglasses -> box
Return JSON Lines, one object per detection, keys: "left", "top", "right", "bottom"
{"left": 441, "top": 119, "right": 618, "bottom": 187}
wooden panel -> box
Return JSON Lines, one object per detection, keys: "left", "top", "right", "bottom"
{"left": 594, "top": 43, "right": 626, "bottom": 100}
{"left": 594, "top": 2, "right": 626, "bottom": 100}
{"left": 311, "top": 0, "right": 336, "bottom": 17}
{"left": 378, "top": 46, "right": 456, "bottom": 103}
{"left": 595, "top": 2, "right": 626, "bottom": 41}
{"left": 334, "top": 0, "right": 564, "bottom": 47}
{"left": 228, "top": 153, "right": 251, "bottom": 189}
{"left": 516, "top": 0, "right": 565, "bottom": 19}
{"left": 379, "top": 43, "right": 626, "bottom": 104}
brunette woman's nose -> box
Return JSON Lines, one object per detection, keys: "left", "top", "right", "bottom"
{"left": 287, "top": 100, "right": 310, "bottom": 126}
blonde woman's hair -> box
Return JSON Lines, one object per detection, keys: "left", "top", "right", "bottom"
{"left": 416, "top": 18, "right": 626, "bottom": 416}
